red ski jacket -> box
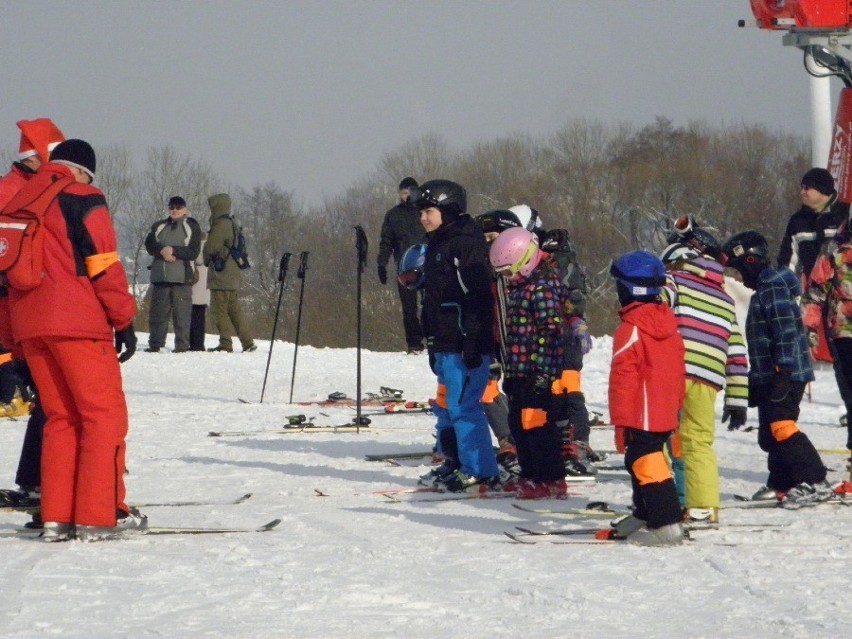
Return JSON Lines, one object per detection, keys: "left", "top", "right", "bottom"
{"left": 0, "top": 163, "right": 37, "bottom": 354}
{"left": 0, "top": 164, "right": 31, "bottom": 210}
{"left": 608, "top": 301, "right": 685, "bottom": 432}
{"left": 8, "top": 163, "right": 135, "bottom": 342}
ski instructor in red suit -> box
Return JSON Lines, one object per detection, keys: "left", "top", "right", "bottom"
{"left": 6, "top": 139, "right": 141, "bottom": 541}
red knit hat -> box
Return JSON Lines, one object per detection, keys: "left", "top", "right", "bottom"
{"left": 16, "top": 118, "right": 65, "bottom": 162}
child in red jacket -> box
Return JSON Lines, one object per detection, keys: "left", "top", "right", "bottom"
{"left": 608, "top": 251, "right": 686, "bottom": 546}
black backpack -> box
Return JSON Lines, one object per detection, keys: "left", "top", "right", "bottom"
{"left": 228, "top": 218, "right": 250, "bottom": 270}
{"left": 541, "top": 229, "right": 588, "bottom": 318}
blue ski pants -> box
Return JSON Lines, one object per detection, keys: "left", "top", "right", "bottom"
{"left": 433, "top": 353, "right": 499, "bottom": 479}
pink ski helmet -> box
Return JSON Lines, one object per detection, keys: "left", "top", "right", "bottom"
{"left": 489, "top": 227, "right": 542, "bottom": 278}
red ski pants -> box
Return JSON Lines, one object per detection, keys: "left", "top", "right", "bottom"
{"left": 23, "top": 336, "right": 129, "bottom": 527}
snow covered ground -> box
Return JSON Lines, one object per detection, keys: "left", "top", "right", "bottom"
{"left": 0, "top": 333, "right": 849, "bottom": 638}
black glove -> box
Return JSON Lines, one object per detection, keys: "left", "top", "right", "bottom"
{"left": 769, "top": 368, "right": 792, "bottom": 403}
{"left": 530, "top": 374, "right": 551, "bottom": 394}
{"left": 428, "top": 348, "right": 437, "bottom": 375}
{"left": 377, "top": 265, "right": 388, "bottom": 285}
{"left": 540, "top": 228, "right": 571, "bottom": 252}
{"left": 115, "top": 325, "right": 137, "bottom": 363}
{"left": 488, "top": 361, "right": 503, "bottom": 382}
{"left": 462, "top": 345, "right": 482, "bottom": 370}
{"left": 722, "top": 406, "right": 747, "bottom": 431}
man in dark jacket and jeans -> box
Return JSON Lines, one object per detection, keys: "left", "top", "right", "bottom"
{"left": 378, "top": 177, "right": 426, "bottom": 353}
{"left": 144, "top": 196, "right": 202, "bottom": 353}
{"left": 778, "top": 167, "right": 851, "bottom": 425}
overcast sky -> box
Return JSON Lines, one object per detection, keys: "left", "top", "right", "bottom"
{"left": 0, "top": 1, "right": 829, "bottom": 206}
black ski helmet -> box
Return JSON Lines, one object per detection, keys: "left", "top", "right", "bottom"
{"left": 397, "top": 244, "right": 427, "bottom": 290}
{"left": 666, "top": 215, "right": 721, "bottom": 259}
{"left": 685, "top": 228, "right": 722, "bottom": 260}
{"left": 721, "top": 230, "right": 769, "bottom": 288}
{"left": 475, "top": 209, "right": 522, "bottom": 235}
{"left": 409, "top": 179, "right": 467, "bottom": 221}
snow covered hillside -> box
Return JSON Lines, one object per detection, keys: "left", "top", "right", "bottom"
{"left": 0, "top": 334, "right": 849, "bottom": 638}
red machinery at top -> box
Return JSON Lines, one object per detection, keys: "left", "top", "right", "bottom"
{"left": 748, "top": 1, "right": 852, "bottom": 361}
{"left": 750, "top": 0, "right": 852, "bottom": 30}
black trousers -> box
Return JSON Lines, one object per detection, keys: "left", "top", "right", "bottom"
{"left": 755, "top": 381, "right": 826, "bottom": 491}
{"left": 504, "top": 378, "right": 564, "bottom": 482}
{"left": 828, "top": 329, "right": 852, "bottom": 411}
{"left": 15, "top": 403, "right": 45, "bottom": 489}
{"left": 190, "top": 304, "right": 207, "bottom": 351}
{"left": 830, "top": 338, "right": 852, "bottom": 449}
{"left": 397, "top": 283, "right": 423, "bottom": 349}
{"left": 623, "top": 429, "right": 682, "bottom": 529}
{"left": 551, "top": 340, "right": 591, "bottom": 441}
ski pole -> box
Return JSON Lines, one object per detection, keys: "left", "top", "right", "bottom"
{"left": 288, "top": 251, "right": 310, "bottom": 403}
{"left": 355, "top": 226, "right": 369, "bottom": 433}
{"left": 260, "top": 252, "right": 292, "bottom": 403}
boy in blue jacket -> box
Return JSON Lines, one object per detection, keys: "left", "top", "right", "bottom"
{"left": 721, "top": 231, "right": 833, "bottom": 508}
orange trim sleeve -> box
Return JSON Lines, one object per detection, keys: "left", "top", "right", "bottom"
{"left": 521, "top": 407, "right": 548, "bottom": 431}
{"left": 85, "top": 251, "right": 119, "bottom": 278}
{"left": 551, "top": 370, "right": 581, "bottom": 395}
{"left": 770, "top": 420, "right": 800, "bottom": 443}
{"left": 481, "top": 379, "right": 500, "bottom": 404}
{"left": 631, "top": 451, "right": 672, "bottom": 485}
{"left": 435, "top": 384, "right": 448, "bottom": 409}
{"left": 0, "top": 352, "right": 12, "bottom": 366}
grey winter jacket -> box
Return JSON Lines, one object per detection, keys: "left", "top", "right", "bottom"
{"left": 145, "top": 215, "right": 202, "bottom": 284}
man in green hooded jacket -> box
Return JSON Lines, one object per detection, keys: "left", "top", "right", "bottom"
{"left": 202, "top": 193, "right": 256, "bottom": 353}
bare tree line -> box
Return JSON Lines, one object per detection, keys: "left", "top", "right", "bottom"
{"left": 4, "top": 118, "right": 810, "bottom": 347}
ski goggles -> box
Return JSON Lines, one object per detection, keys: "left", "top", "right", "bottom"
{"left": 493, "top": 240, "right": 539, "bottom": 276}
{"left": 397, "top": 267, "right": 424, "bottom": 289}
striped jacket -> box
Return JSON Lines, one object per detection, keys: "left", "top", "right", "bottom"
{"left": 661, "top": 257, "right": 748, "bottom": 408}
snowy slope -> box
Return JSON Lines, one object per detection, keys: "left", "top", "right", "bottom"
{"left": 0, "top": 334, "right": 849, "bottom": 638}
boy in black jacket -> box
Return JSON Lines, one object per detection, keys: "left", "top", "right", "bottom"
{"left": 411, "top": 180, "right": 499, "bottom": 492}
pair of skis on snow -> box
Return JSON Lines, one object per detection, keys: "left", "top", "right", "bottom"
{"left": 504, "top": 489, "right": 852, "bottom": 544}
{"left": 0, "top": 492, "right": 282, "bottom": 538}
{"left": 208, "top": 417, "right": 437, "bottom": 437}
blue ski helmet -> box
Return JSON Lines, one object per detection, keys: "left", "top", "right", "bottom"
{"left": 609, "top": 250, "right": 666, "bottom": 297}
{"left": 398, "top": 243, "right": 427, "bottom": 290}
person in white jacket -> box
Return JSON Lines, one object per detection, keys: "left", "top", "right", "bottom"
{"left": 190, "top": 237, "right": 210, "bottom": 351}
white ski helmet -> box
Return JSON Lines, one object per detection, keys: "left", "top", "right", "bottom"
{"left": 489, "top": 227, "right": 542, "bottom": 278}
{"left": 508, "top": 204, "right": 543, "bottom": 232}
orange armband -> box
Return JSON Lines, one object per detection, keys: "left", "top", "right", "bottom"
{"left": 85, "top": 251, "right": 119, "bottom": 278}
